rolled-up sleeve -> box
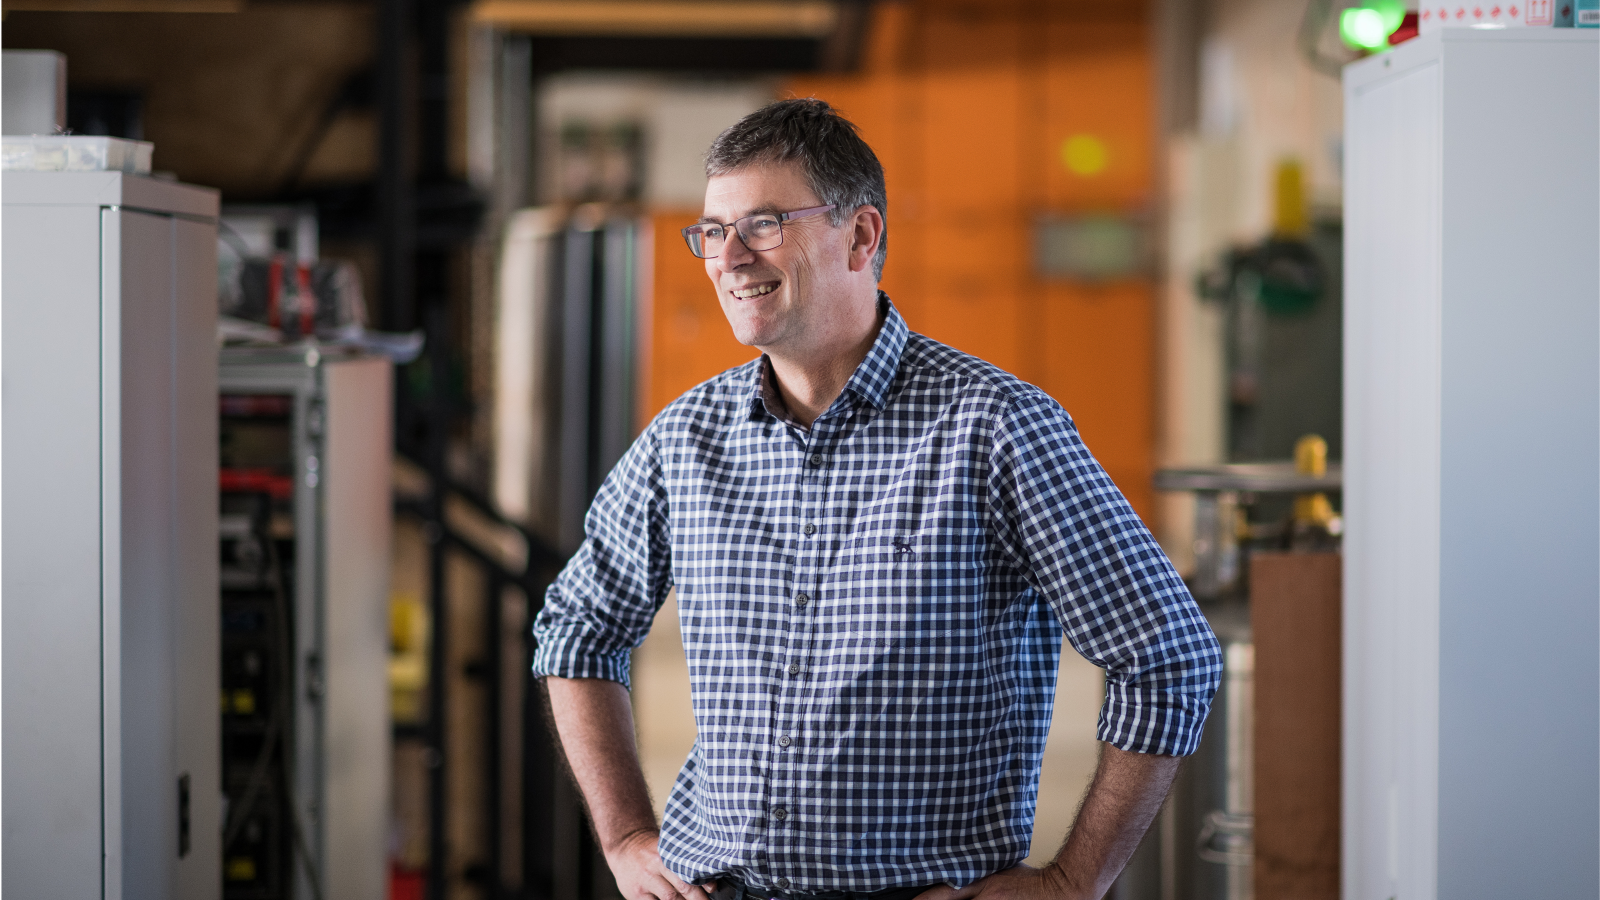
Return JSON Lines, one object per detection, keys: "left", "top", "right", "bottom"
{"left": 986, "top": 392, "right": 1223, "bottom": 756}
{"left": 531, "top": 425, "right": 672, "bottom": 688}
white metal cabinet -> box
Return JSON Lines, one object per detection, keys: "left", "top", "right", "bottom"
{"left": 3, "top": 172, "right": 221, "bottom": 898}
{"left": 218, "top": 348, "right": 393, "bottom": 900}
{"left": 1343, "top": 30, "right": 1599, "bottom": 899}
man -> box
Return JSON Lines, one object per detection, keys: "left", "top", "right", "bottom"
{"left": 533, "top": 99, "right": 1222, "bottom": 900}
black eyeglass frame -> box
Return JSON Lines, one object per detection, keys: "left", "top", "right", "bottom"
{"left": 681, "top": 204, "right": 837, "bottom": 259}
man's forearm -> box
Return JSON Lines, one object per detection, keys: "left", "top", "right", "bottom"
{"left": 1047, "top": 744, "right": 1180, "bottom": 899}
{"left": 545, "top": 676, "right": 658, "bottom": 851}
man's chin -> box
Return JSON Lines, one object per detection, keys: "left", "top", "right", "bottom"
{"left": 725, "top": 317, "right": 778, "bottom": 348}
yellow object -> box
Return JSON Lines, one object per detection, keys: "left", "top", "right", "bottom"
{"left": 1295, "top": 434, "right": 1327, "bottom": 477}
{"left": 1061, "top": 134, "right": 1109, "bottom": 176}
{"left": 1295, "top": 492, "right": 1336, "bottom": 528}
{"left": 1273, "top": 158, "right": 1309, "bottom": 238}
{"left": 225, "top": 857, "right": 257, "bottom": 882}
{"left": 390, "top": 592, "right": 428, "bottom": 654}
{"left": 1293, "top": 434, "right": 1335, "bottom": 527}
{"left": 390, "top": 592, "right": 431, "bottom": 724}
{"left": 388, "top": 654, "right": 428, "bottom": 693}
{"left": 230, "top": 689, "right": 255, "bottom": 715}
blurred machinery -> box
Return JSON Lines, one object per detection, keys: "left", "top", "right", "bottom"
{"left": 494, "top": 204, "right": 644, "bottom": 553}
{"left": 3, "top": 170, "right": 222, "bottom": 897}
{"left": 484, "top": 203, "right": 645, "bottom": 900}
{"left": 1143, "top": 434, "right": 1342, "bottom": 900}
{"left": 1197, "top": 161, "right": 1342, "bottom": 473}
{"left": 218, "top": 346, "right": 394, "bottom": 900}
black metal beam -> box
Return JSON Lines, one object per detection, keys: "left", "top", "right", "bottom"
{"left": 525, "top": 34, "right": 827, "bottom": 74}
{"left": 376, "top": 0, "right": 415, "bottom": 333}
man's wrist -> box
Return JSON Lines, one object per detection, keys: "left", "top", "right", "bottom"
{"left": 601, "top": 824, "right": 661, "bottom": 858}
{"left": 1036, "top": 861, "right": 1088, "bottom": 900}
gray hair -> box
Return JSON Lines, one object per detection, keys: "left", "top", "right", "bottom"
{"left": 705, "top": 98, "right": 888, "bottom": 281}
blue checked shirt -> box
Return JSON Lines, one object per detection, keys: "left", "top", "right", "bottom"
{"left": 533, "top": 295, "right": 1222, "bottom": 894}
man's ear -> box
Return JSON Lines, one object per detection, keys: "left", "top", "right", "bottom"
{"left": 846, "top": 205, "right": 883, "bottom": 274}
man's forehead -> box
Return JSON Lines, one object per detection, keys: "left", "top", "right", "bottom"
{"left": 701, "top": 161, "right": 817, "bottom": 217}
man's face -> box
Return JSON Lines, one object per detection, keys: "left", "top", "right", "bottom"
{"left": 701, "top": 161, "right": 854, "bottom": 354}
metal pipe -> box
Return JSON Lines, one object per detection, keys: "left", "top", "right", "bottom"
{"left": 486, "top": 570, "right": 505, "bottom": 896}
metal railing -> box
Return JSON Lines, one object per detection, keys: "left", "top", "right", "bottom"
{"left": 395, "top": 446, "right": 568, "bottom": 900}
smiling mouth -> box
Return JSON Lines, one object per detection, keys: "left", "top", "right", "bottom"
{"left": 730, "top": 283, "right": 777, "bottom": 299}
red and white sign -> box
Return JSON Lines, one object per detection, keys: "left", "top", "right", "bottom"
{"left": 1421, "top": 1, "right": 1529, "bottom": 29}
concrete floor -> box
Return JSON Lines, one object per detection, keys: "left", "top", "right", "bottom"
{"left": 631, "top": 591, "right": 1105, "bottom": 867}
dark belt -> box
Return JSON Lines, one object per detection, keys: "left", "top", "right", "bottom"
{"left": 709, "top": 876, "right": 937, "bottom": 900}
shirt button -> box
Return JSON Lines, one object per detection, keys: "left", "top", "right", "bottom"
{"left": 802, "top": 522, "right": 816, "bottom": 535}
{"left": 776, "top": 878, "right": 791, "bottom": 889}
{"left": 787, "top": 662, "right": 800, "bottom": 675}
{"left": 794, "top": 593, "right": 809, "bottom": 607}
{"left": 772, "top": 807, "right": 788, "bottom": 820}
{"left": 808, "top": 453, "right": 823, "bottom": 467}
{"left": 778, "top": 735, "right": 792, "bottom": 748}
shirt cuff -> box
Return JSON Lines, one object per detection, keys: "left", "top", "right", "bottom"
{"left": 530, "top": 627, "right": 634, "bottom": 688}
{"left": 1096, "top": 680, "right": 1214, "bottom": 756}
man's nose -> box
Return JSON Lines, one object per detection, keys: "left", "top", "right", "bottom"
{"left": 716, "top": 227, "right": 756, "bottom": 272}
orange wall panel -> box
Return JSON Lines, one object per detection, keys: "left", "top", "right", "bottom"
{"left": 919, "top": 217, "right": 1027, "bottom": 302}
{"left": 1039, "top": 281, "right": 1156, "bottom": 521}
{"left": 1041, "top": 24, "right": 1155, "bottom": 210}
{"left": 913, "top": 284, "right": 1023, "bottom": 376}
{"left": 918, "top": 74, "right": 1024, "bottom": 214}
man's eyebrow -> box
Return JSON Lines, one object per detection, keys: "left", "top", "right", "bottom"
{"left": 697, "top": 205, "right": 783, "bottom": 225}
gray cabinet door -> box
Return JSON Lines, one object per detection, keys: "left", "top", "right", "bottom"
{"left": 108, "top": 206, "right": 221, "bottom": 900}
{"left": 108, "top": 206, "right": 181, "bottom": 900}
{"left": 2, "top": 202, "right": 105, "bottom": 900}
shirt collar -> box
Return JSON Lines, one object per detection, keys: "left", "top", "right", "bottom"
{"left": 747, "top": 290, "right": 907, "bottom": 422}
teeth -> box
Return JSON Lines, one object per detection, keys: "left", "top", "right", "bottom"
{"left": 732, "top": 284, "right": 776, "bottom": 299}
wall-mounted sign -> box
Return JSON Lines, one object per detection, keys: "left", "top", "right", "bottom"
{"left": 1033, "top": 214, "right": 1149, "bottom": 281}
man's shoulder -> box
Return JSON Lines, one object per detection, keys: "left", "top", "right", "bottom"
{"left": 898, "top": 331, "right": 1057, "bottom": 414}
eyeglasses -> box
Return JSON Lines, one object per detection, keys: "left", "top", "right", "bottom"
{"left": 681, "top": 204, "right": 835, "bottom": 259}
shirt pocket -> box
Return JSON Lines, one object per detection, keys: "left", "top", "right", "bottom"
{"left": 833, "top": 527, "right": 922, "bottom": 636}
{"left": 837, "top": 515, "right": 986, "bottom": 603}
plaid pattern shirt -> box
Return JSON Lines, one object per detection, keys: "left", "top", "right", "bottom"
{"left": 533, "top": 295, "right": 1222, "bottom": 894}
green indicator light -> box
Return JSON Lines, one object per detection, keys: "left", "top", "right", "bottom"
{"left": 1340, "top": 8, "right": 1388, "bottom": 49}
{"left": 1339, "top": 0, "right": 1406, "bottom": 51}
{"left": 1374, "top": 0, "right": 1407, "bottom": 32}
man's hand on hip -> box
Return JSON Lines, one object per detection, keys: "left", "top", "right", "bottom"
{"left": 545, "top": 678, "right": 713, "bottom": 900}
{"left": 605, "top": 827, "right": 714, "bottom": 900}
{"left": 913, "top": 863, "right": 1081, "bottom": 900}
{"left": 919, "top": 744, "right": 1180, "bottom": 900}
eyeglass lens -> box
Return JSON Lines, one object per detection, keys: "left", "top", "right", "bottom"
{"left": 686, "top": 214, "right": 784, "bottom": 259}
